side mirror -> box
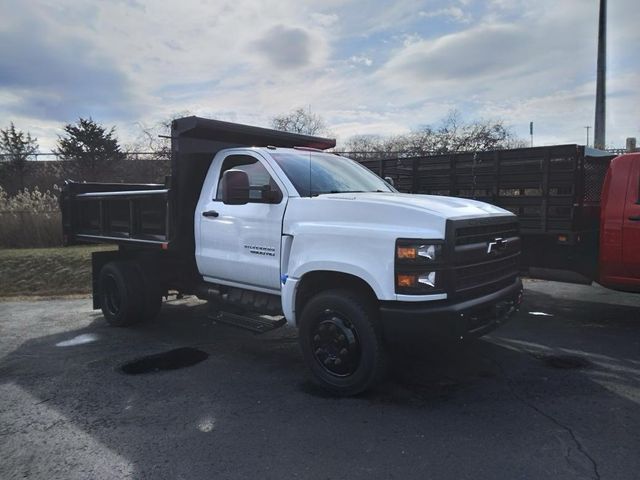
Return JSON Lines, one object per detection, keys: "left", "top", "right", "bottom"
{"left": 384, "top": 176, "right": 395, "bottom": 187}
{"left": 221, "top": 169, "right": 250, "bottom": 205}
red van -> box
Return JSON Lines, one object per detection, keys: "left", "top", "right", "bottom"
{"left": 599, "top": 153, "right": 640, "bottom": 292}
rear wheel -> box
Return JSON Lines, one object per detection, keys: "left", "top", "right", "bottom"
{"left": 98, "top": 261, "right": 144, "bottom": 327}
{"left": 298, "top": 289, "right": 387, "bottom": 396}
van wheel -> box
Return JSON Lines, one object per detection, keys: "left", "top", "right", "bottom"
{"left": 298, "top": 289, "right": 387, "bottom": 396}
{"left": 98, "top": 261, "right": 144, "bottom": 327}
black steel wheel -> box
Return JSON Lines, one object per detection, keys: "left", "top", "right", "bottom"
{"left": 311, "top": 314, "right": 361, "bottom": 377}
{"left": 299, "top": 289, "right": 387, "bottom": 396}
{"left": 98, "top": 261, "right": 144, "bottom": 327}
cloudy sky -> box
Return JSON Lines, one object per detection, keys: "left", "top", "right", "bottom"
{"left": 1, "top": 0, "right": 638, "bottom": 151}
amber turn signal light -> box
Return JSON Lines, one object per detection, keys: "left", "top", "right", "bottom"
{"left": 396, "top": 246, "right": 417, "bottom": 259}
{"left": 396, "top": 274, "right": 417, "bottom": 287}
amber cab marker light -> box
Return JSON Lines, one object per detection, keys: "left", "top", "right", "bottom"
{"left": 396, "top": 274, "right": 416, "bottom": 288}
{"left": 397, "top": 246, "right": 417, "bottom": 259}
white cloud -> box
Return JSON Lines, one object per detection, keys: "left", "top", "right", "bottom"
{"left": 349, "top": 55, "right": 373, "bottom": 67}
{"left": 381, "top": 24, "right": 536, "bottom": 84}
{"left": 418, "top": 6, "right": 471, "bottom": 23}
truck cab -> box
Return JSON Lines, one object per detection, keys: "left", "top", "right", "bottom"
{"left": 194, "top": 145, "right": 522, "bottom": 322}
{"left": 62, "top": 117, "right": 522, "bottom": 395}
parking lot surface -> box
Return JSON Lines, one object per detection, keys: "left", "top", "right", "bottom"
{"left": 1, "top": 280, "right": 639, "bottom": 480}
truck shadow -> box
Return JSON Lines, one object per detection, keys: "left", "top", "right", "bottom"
{"left": 1, "top": 291, "right": 639, "bottom": 479}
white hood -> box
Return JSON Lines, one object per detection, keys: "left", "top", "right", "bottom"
{"left": 320, "top": 192, "right": 510, "bottom": 219}
{"left": 284, "top": 192, "right": 514, "bottom": 241}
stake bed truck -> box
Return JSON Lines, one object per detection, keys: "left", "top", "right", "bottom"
{"left": 61, "top": 117, "right": 522, "bottom": 395}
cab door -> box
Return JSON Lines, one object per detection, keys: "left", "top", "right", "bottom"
{"left": 196, "top": 152, "right": 287, "bottom": 292}
{"left": 622, "top": 156, "right": 640, "bottom": 282}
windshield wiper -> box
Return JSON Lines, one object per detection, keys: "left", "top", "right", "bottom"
{"left": 311, "top": 189, "right": 392, "bottom": 197}
{"left": 312, "top": 190, "right": 365, "bottom": 196}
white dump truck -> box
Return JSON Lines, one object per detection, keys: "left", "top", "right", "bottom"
{"left": 61, "top": 116, "right": 522, "bottom": 395}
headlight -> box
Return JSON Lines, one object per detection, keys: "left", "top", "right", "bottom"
{"left": 396, "top": 271, "right": 439, "bottom": 293}
{"left": 396, "top": 239, "right": 443, "bottom": 264}
{"left": 395, "top": 239, "right": 446, "bottom": 294}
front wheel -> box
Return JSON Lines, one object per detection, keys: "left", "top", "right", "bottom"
{"left": 298, "top": 289, "right": 388, "bottom": 396}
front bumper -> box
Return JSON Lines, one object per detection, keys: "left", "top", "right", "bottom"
{"left": 379, "top": 279, "right": 523, "bottom": 341}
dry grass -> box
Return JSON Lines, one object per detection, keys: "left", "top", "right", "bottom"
{"left": 0, "top": 211, "right": 62, "bottom": 248}
{"left": 0, "top": 186, "right": 62, "bottom": 248}
{"left": 0, "top": 245, "right": 115, "bottom": 298}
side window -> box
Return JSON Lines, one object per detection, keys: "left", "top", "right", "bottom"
{"left": 216, "top": 155, "right": 281, "bottom": 203}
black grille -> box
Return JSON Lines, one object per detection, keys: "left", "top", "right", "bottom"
{"left": 454, "top": 222, "right": 519, "bottom": 246}
{"left": 448, "top": 218, "right": 521, "bottom": 299}
{"left": 453, "top": 255, "right": 519, "bottom": 292}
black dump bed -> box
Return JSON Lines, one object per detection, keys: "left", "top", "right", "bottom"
{"left": 61, "top": 116, "right": 335, "bottom": 254}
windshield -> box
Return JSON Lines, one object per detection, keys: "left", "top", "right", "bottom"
{"left": 270, "top": 151, "right": 395, "bottom": 197}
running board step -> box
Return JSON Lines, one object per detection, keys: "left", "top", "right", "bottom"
{"left": 212, "top": 311, "right": 287, "bottom": 334}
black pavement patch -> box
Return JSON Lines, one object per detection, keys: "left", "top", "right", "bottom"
{"left": 120, "top": 347, "right": 209, "bottom": 375}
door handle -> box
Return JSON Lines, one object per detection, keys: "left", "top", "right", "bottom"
{"left": 629, "top": 215, "right": 640, "bottom": 221}
{"left": 202, "top": 210, "right": 219, "bottom": 218}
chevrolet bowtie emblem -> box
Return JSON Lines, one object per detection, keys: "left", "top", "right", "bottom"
{"left": 487, "top": 237, "right": 506, "bottom": 254}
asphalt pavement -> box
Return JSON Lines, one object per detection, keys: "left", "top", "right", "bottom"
{"left": 0, "top": 280, "right": 639, "bottom": 480}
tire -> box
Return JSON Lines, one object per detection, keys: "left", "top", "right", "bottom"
{"left": 298, "top": 289, "right": 388, "bottom": 396}
{"left": 98, "top": 261, "right": 144, "bottom": 327}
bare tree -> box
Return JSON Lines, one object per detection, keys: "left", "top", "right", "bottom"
{"left": 339, "top": 110, "right": 524, "bottom": 157}
{"left": 128, "top": 111, "right": 194, "bottom": 159}
{"left": 0, "top": 123, "right": 39, "bottom": 191}
{"left": 339, "top": 135, "right": 384, "bottom": 160}
{"left": 339, "top": 134, "right": 414, "bottom": 160}
{"left": 271, "top": 107, "right": 327, "bottom": 135}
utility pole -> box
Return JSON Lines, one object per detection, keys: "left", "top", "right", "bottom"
{"left": 594, "top": 0, "right": 607, "bottom": 149}
{"left": 584, "top": 126, "right": 591, "bottom": 147}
